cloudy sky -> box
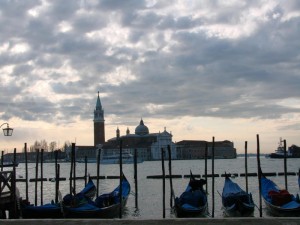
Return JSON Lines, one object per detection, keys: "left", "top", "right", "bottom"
{"left": 1, "top": 0, "right": 300, "bottom": 153}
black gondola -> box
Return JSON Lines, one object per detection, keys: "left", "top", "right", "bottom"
{"left": 260, "top": 168, "right": 300, "bottom": 217}
{"left": 21, "top": 176, "right": 96, "bottom": 219}
{"left": 63, "top": 174, "right": 130, "bottom": 218}
{"left": 174, "top": 171, "right": 208, "bottom": 217}
{"left": 221, "top": 174, "right": 255, "bottom": 217}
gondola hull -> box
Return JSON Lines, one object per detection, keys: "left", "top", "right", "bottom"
{"left": 175, "top": 198, "right": 208, "bottom": 218}
{"left": 63, "top": 175, "right": 130, "bottom": 218}
{"left": 174, "top": 172, "right": 208, "bottom": 218}
{"left": 222, "top": 176, "right": 255, "bottom": 217}
{"left": 21, "top": 203, "right": 63, "bottom": 219}
{"left": 223, "top": 201, "right": 254, "bottom": 217}
{"left": 261, "top": 175, "right": 300, "bottom": 217}
{"left": 64, "top": 198, "right": 128, "bottom": 218}
{"left": 21, "top": 176, "right": 96, "bottom": 219}
{"left": 263, "top": 198, "right": 300, "bottom": 217}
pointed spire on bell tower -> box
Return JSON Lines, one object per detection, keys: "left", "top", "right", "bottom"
{"left": 94, "top": 91, "right": 105, "bottom": 146}
{"left": 94, "top": 91, "right": 104, "bottom": 122}
{"left": 96, "top": 91, "right": 102, "bottom": 110}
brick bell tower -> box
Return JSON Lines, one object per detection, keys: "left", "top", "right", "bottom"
{"left": 94, "top": 91, "right": 105, "bottom": 146}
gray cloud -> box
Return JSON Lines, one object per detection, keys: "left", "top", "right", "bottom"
{"left": 1, "top": 0, "right": 300, "bottom": 132}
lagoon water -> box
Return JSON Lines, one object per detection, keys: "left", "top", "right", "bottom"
{"left": 11, "top": 157, "right": 300, "bottom": 218}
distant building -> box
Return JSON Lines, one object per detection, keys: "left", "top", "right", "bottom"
{"left": 288, "top": 145, "right": 300, "bottom": 157}
{"left": 94, "top": 91, "right": 105, "bottom": 146}
{"left": 102, "top": 119, "right": 177, "bottom": 161}
{"left": 65, "top": 145, "right": 97, "bottom": 162}
{"left": 176, "top": 140, "right": 236, "bottom": 159}
{"left": 2, "top": 150, "right": 65, "bottom": 163}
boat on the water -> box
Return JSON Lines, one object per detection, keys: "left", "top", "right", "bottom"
{"left": 0, "top": 161, "right": 19, "bottom": 168}
{"left": 267, "top": 138, "right": 300, "bottom": 158}
{"left": 77, "top": 151, "right": 143, "bottom": 164}
{"left": 101, "top": 151, "right": 143, "bottom": 164}
{"left": 21, "top": 176, "right": 96, "bottom": 219}
{"left": 174, "top": 171, "right": 208, "bottom": 218}
{"left": 63, "top": 174, "right": 130, "bottom": 218}
{"left": 260, "top": 168, "right": 300, "bottom": 217}
{"left": 221, "top": 173, "right": 255, "bottom": 217}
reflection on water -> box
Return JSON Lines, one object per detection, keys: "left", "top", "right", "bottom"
{"left": 10, "top": 157, "right": 300, "bottom": 219}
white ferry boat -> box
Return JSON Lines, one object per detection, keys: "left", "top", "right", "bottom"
{"left": 77, "top": 151, "right": 143, "bottom": 164}
{"left": 101, "top": 151, "right": 143, "bottom": 164}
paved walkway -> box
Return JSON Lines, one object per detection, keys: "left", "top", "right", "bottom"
{"left": 0, "top": 218, "right": 300, "bottom": 225}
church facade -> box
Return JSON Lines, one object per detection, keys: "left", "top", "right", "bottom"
{"left": 101, "top": 119, "right": 177, "bottom": 161}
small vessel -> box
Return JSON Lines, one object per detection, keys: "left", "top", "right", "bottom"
{"left": 101, "top": 151, "right": 143, "bottom": 164}
{"left": 268, "top": 138, "right": 286, "bottom": 158}
{"left": 63, "top": 174, "right": 130, "bottom": 218}
{"left": 268, "top": 138, "right": 300, "bottom": 158}
{"left": 0, "top": 161, "right": 19, "bottom": 168}
{"left": 260, "top": 168, "right": 300, "bottom": 217}
{"left": 221, "top": 173, "right": 255, "bottom": 217}
{"left": 174, "top": 171, "right": 208, "bottom": 217}
{"left": 77, "top": 150, "right": 143, "bottom": 164}
{"left": 21, "top": 176, "right": 96, "bottom": 219}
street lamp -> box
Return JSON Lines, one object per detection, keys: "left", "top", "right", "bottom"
{"left": 0, "top": 123, "right": 14, "bottom": 136}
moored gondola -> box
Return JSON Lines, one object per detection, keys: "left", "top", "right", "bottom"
{"left": 63, "top": 174, "right": 130, "bottom": 218}
{"left": 174, "top": 171, "right": 208, "bottom": 217}
{"left": 221, "top": 173, "right": 255, "bottom": 217}
{"left": 260, "top": 168, "right": 300, "bottom": 217}
{"left": 21, "top": 176, "right": 96, "bottom": 219}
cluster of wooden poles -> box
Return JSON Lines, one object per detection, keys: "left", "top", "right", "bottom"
{"left": 161, "top": 134, "right": 294, "bottom": 218}
{"left": 2, "top": 141, "right": 139, "bottom": 219}
{"left": 1, "top": 134, "right": 295, "bottom": 219}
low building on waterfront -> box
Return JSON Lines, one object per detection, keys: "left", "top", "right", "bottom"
{"left": 176, "top": 140, "right": 236, "bottom": 159}
{"left": 1, "top": 150, "right": 66, "bottom": 163}
{"left": 288, "top": 145, "right": 300, "bottom": 157}
{"left": 65, "top": 146, "right": 97, "bottom": 162}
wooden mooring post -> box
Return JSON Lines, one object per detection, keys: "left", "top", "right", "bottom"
{"left": 245, "top": 141, "right": 249, "bottom": 194}
{"left": 211, "top": 137, "right": 215, "bottom": 218}
{"left": 119, "top": 140, "right": 123, "bottom": 219}
{"left": 256, "top": 134, "right": 262, "bottom": 218}
{"left": 167, "top": 145, "right": 174, "bottom": 208}
{"left": 134, "top": 148, "right": 138, "bottom": 209}
{"left": 161, "top": 148, "right": 166, "bottom": 219}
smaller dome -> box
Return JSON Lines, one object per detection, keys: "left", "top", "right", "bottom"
{"left": 135, "top": 119, "right": 149, "bottom": 135}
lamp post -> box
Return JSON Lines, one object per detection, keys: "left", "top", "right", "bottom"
{"left": 0, "top": 123, "right": 14, "bottom": 136}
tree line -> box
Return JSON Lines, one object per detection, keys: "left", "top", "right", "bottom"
{"left": 28, "top": 140, "right": 72, "bottom": 152}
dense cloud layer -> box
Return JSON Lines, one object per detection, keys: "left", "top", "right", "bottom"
{"left": 1, "top": 0, "right": 300, "bottom": 143}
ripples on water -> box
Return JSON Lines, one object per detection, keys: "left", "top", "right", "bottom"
{"left": 11, "top": 157, "right": 300, "bottom": 219}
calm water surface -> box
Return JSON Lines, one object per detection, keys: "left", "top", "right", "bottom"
{"left": 11, "top": 157, "right": 300, "bottom": 219}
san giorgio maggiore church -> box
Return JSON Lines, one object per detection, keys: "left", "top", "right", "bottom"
{"left": 72, "top": 93, "right": 237, "bottom": 162}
